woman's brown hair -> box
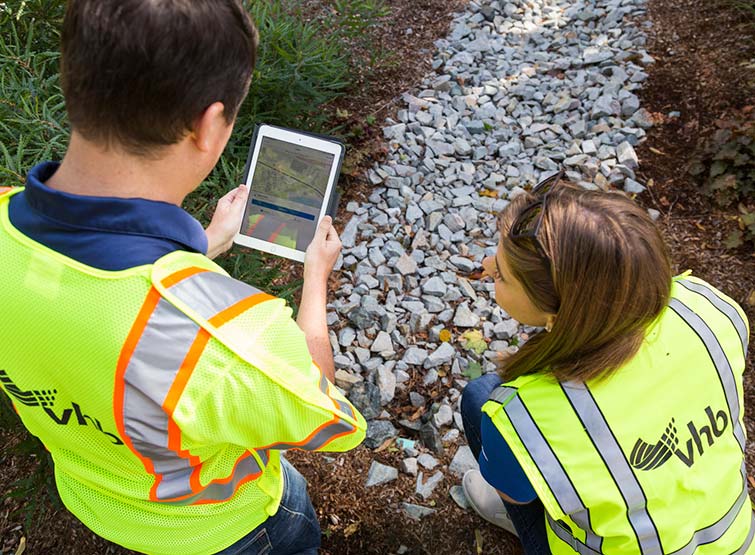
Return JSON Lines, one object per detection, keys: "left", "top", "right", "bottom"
{"left": 498, "top": 183, "right": 672, "bottom": 383}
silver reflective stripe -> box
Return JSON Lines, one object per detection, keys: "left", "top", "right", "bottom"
{"left": 562, "top": 384, "right": 663, "bottom": 555}
{"left": 267, "top": 417, "right": 356, "bottom": 451}
{"left": 165, "top": 450, "right": 268, "bottom": 506}
{"left": 167, "top": 270, "right": 266, "bottom": 321}
{"left": 668, "top": 464, "right": 749, "bottom": 555}
{"left": 734, "top": 511, "right": 755, "bottom": 555}
{"left": 500, "top": 394, "right": 603, "bottom": 552}
{"left": 123, "top": 298, "right": 199, "bottom": 500}
{"left": 488, "top": 386, "right": 518, "bottom": 404}
{"left": 547, "top": 514, "right": 601, "bottom": 555}
{"left": 678, "top": 279, "right": 748, "bottom": 359}
{"left": 669, "top": 298, "right": 746, "bottom": 452}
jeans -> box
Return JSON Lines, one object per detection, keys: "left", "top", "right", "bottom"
{"left": 215, "top": 458, "right": 321, "bottom": 555}
{"left": 461, "top": 373, "right": 551, "bottom": 555}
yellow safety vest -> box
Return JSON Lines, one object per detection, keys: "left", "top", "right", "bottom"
{"left": 0, "top": 187, "right": 365, "bottom": 555}
{"left": 484, "top": 277, "right": 752, "bottom": 554}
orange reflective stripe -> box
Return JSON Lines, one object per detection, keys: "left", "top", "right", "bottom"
{"left": 114, "top": 287, "right": 162, "bottom": 479}
{"left": 162, "top": 267, "right": 208, "bottom": 289}
{"left": 0, "top": 187, "right": 13, "bottom": 196}
{"left": 208, "top": 293, "right": 275, "bottom": 327}
{"left": 163, "top": 329, "right": 211, "bottom": 473}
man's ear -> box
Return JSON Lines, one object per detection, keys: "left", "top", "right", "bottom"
{"left": 192, "top": 102, "right": 230, "bottom": 153}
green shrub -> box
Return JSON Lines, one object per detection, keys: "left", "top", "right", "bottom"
{"left": 688, "top": 117, "right": 755, "bottom": 249}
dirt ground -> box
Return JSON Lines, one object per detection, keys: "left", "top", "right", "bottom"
{"left": 1, "top": 0, "right": 754, "bottom": 553}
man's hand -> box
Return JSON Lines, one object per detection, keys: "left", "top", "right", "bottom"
{"left": 205, "top": 185, "right": 249, "bottom": 259}
{"left": 298, "top": 216, "right": 342, "bottom": 383}
{"left": 304, "top": 216, "right": 342, "bottom": 285}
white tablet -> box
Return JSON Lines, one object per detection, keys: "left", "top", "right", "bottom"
{"left": 234, "top": 124, "right": 344, "bottom": 262}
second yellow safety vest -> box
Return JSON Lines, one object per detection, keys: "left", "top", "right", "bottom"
{"left": 484, "top": 277, "right": 752, "bottom": 554}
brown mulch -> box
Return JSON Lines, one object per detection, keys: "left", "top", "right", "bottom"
{"left": 2, "top": 0, "right": 755, "bottom": 554}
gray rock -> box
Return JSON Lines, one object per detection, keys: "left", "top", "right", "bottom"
{"left": 453, "top": 303, "right": 480, "bottom": 328}
{"left": 334, "top": 369, "right": 362, "bottom": 390}
{"left": 401, "top": 457, "right": 418, "bottom": 476}
{"left": 422, "top": 276, "right": 448, "bottom": 297}
{"left": 617, "top": 141, "right": 639, "bottom": 170}
{"left": 409, "top": 391, "right": 426, "bottom": 408}
{"left": 377, "top": 365, "right": 397, "bottom": 405}
{"left": 592, "top": 95, "right": 620, "bottom": 118}
{"left": 450, "top": 485, "right": 471, "bottom": 510}
{"left": 402, "top": 503, "right": 436, "bottom": 520}
{"left": 425, "top": 342, "right": 456, "bottom": 368}
{"left": 417, "top": 453, "right": 440, "bottom": 470}
{"left": 420, "top": 421, "right": 444, "bottom": 454}
{"left": 403, "top": 347, "right": 429, "bottom": 366}
{"left": 433, "top": 404, "right": 454, "bottom": 428}
{"left": 338, "top": 327, "right": 356, "bottom": 347}
{"left": 624, "top": 178, "right": 646, "bottom": 194}
{"left": 449, "top": 445, "right": 477, "bottom": 478}
{"left": 348, "top": 381, "right": 381, "bottom": 420}
{"left": 372, "top": 331, "right": 394, "bottom": 353}
{"left": 416, "top": 470, "right": 444, "bottom": 500}
{"left": 365, "top": 420, "right": 398, "bottom": 449}
{"left": 365, "top": 461, "right": 398, "bottom": 487}
{"left": 341, "top": 216, "right": 361, "bottom": 249}
{"left": 396, "top": 253, "right": 418, "bottom": 276}
{"left": 448, "top": 255, "right": 476, "bottom": 273}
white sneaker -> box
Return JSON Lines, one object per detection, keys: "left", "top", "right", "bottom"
{"left": 462, "top": 469, "right": 519, "bottom": 537}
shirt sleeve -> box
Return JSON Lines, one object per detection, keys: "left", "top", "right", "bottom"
{"left": 478, "top": 412, "right": 537, "bottom": 503}
{"left": 172, "top": 293, "right": 366, "bottom": 454}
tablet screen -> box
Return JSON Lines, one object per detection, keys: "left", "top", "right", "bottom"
{"left": 243, "top": 136, "right": 335, "bottom": 251}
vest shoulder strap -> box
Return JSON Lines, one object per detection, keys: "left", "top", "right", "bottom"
{"left": 0, "top": 186, "right": 22, "bottom": 200}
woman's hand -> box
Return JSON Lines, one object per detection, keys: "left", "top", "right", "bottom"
{"left": 205, "top": 185, "right": 249, "bottom": 259}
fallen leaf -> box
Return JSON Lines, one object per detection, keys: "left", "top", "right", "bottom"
{"left": 459, "top": 330, "right": 488, "bottom": 356}
{"left": 467, "top": 270, "right": 485, "bottom": 281}
{"left": 475, "top": 529, "right": 484, "bottom": 554}
{"left": 747, "top": 290, "right": 755, "bottom": 307}
{"left": 463, "top": 361, "right": 483, "bottom": 380}
{"left": 478, "top": 189, "right": 500, "bottom": 198}
{"left": 343, "top": 522, "right": 360, "bottom": 537}
{"left": 374, "top": 438, "right": 394, "bottom": 453}
{"left": 649, "top": 147, "right": 667, "bottom": 156}
{"left": 15, "top": 537, "right": 26, "bottom": 555}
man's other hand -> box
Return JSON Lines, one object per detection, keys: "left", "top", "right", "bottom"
{"left": 304, "top": 216, "right": 342, "bottom": 284}
{"left": 205, "top": 185, "right": 249, "bottom": 259}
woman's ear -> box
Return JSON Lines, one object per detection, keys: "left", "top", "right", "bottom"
{"left": 545, "top": 314, "right": 557, "bottom": 333}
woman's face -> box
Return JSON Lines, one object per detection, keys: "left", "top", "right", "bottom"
{"left": 481, "top": 242, "right": 552, "bottom": 327}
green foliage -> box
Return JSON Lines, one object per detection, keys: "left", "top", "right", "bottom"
{"left": 689, "top": 117, "right": 755, "bottom": 249}
{"left": 329, "top": 0, "right": 390, "bottom": 40}
{"left": 0, "top": 0, "right": 68, "bottom": 185}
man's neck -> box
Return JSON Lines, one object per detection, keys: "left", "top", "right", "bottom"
{"left": 46, "top": 132, "right": 197, "bottom": 206}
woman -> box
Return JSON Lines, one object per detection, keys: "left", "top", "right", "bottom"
{"left": 460, "top": 172, "right": 752, "bottom": 555}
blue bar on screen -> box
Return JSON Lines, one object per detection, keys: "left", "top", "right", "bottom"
{"left": 251, "top": 199, "right": 316, "bottom": 221}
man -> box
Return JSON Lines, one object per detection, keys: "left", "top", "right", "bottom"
{"left": 0, "top": 1, "right": 365, "bottom": 554}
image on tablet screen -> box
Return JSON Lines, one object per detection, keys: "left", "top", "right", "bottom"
{"left": 245, "top": 137, "right": 335, "bottom": 250}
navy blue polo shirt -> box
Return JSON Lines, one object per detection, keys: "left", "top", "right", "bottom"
{"left": 9, "top": 162, "right": 208, "bottom": 270}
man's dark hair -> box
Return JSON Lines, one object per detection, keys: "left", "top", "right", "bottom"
{"left": 61, "top": 0, "right": 259, "bottom": 156}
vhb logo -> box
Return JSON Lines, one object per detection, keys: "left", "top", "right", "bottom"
{"left": 0, "top": 369, "right": 123, "bottom": 445}
{"left": 630, "top": 406, "right": 729, "bottom": 470}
